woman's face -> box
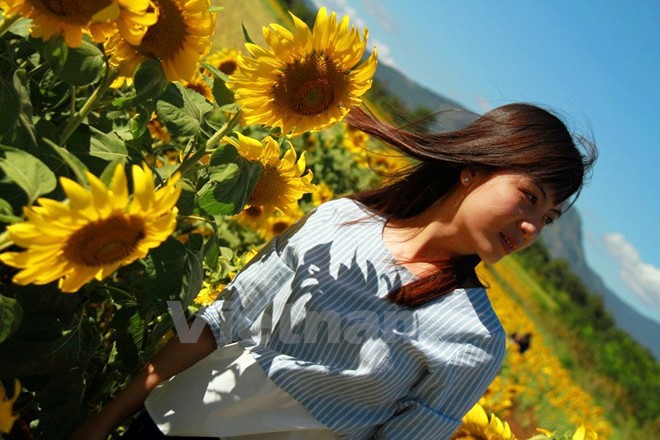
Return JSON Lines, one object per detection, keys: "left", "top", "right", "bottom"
{"left": 455, "top": 170, "right": 562, "bottom": 264}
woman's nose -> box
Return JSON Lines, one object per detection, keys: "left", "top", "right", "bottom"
{"left": 518, "top": 219, "right": 540, "bottom": 240}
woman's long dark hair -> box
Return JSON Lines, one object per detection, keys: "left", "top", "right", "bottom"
{"left": 346, "top": 104, "right": 597, "bottom": 307}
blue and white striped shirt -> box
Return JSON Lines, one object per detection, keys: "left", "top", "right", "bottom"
{"left": 201, "top": 198, "right": 506, "bottom": 439}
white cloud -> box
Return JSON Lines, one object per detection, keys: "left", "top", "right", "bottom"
{"left": 302, "top": 0, "right": 397, "bottom": 67}
{"left": 476, "top": 95, "right": 493, "bottom": 113}
{"left": 310, "top": 0, "right": 364, "bottom": 27}
{"left": 361, "top": 0, "right": 397, "bottom": 32}
{"left": 372, "top": 39, "right": 396, "bottom": 67}
{"left": 603, "top": 233, "right": 660, "bottom": 311}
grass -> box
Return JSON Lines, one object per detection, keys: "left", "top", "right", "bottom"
{"left": 210, "top": 0, "right": 287, "bottom": 51}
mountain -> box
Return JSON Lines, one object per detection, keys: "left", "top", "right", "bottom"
{"left": 541, "top": 210, "right": 660, "bottom": 360}
{"left": 371, "top": 62, "right": 479, "bottom": 130}
{"left": 374, "top": 62, "right": 660, "bottom": 360}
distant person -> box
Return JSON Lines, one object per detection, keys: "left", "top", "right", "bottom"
{"left": 74, "top": 104, "right": 596, "bottom": 440}
{"left": 511, "top": 332, "right": 533, "bottom": 354}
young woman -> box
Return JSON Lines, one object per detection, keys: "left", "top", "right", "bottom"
{"left": 74, "top": 103, "right": 596, "bottom": 440}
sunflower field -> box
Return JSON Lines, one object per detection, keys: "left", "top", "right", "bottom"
{"left": 0, "top": 0, "right": 652, "bottom": 439}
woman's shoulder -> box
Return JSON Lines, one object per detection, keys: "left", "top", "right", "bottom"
{"left": 316, "top": 197, "right": 382, "bottom": 223}
{"left": 276, "top": 198, "right": 372, "bottom": 252}
{"left": 418, "top": 287, "right": 504, "bottom": 339}
{"left": 316, "top": 197, "right": 369, "bottom": 215}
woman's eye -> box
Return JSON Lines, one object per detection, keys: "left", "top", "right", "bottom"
{"left": 543, "top": 216, "right": 555, "bottom": 226}
{"left": 524, "top": 191, "right": 538, "bottom": 205}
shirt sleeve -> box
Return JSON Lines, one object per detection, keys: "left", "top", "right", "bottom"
{"left": 374, "top": 330, "right": 506, "bottom": 440}
{"left": 199, "top": 235, "right": 296, "bottom": 347}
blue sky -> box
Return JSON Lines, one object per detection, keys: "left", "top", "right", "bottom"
{"left": 311, "top": 0, "right": 660, "bottom": 322}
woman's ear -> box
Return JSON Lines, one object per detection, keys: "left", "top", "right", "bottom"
{"left": 460, "top": 168, "right": 478, "bottom": 186}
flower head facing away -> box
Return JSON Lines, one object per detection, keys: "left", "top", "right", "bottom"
{"left": 0, "top": 164, "right": 181, "bottom": 293}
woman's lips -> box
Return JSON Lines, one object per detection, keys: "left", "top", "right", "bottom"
{"left": 500, "top": 233, "right": 514, "bottom": 254}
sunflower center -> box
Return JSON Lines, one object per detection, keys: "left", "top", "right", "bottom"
{"left": 248, "top": 166, "right": 285, "bottom": 207}
{"left": 34, "top": 0, "right": 114, "bottom": 23}
{"left": 137, "top": 0, "right": 186, "bottom": 59}
{"left": 273, "top": 53, "right": 348, "bottom": 116}
{"left": 270, "top": 220, "right": 290, "bottom": 235}
{"left": 244, "top": 206, "right": 264, "bottom": 219}
{"left": 64, "top": 215, "right": 146, "bottom": 267}
{"left": 218, "top": 60, "right": 237, "bottom": 75}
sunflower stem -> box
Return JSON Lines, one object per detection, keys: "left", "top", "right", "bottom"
{"left": 59, "top": 67, "right": 118, "bottom": 145}
{"left": 69, "top": 86, "right": 77, "bottom": 117}
{"left": 0, "top": 14, "right": 20, "bottom": 39}
{"left": 205, "top": 111, "right": 242, "bottom": 150}
{"left": 174, "top": 111, "right": 242, "bottom": 176}
{"left": 104, "top": 285, "right": 137, "bottom": 306}
{"left": 26, "top": 62, "right": 49, "bottom": 78}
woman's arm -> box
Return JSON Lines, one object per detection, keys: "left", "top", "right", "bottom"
{"left": 72, "top": 324, "right": 217, "bottom": 440}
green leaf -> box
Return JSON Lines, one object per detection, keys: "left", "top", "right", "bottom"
{"left": 212, "top": 79, "right": 235, "bottom": 107}
{"left": 42, "top": 37, "right": 106, "bottom": 86}
{"left": 134, "top": 59, "right": 170, "bottom": 100}
{"left": 156, "top": 83, "right": 213, "bottom": 137}
{"left": 98, "top": 158, "right": 125, "bottom": 186}
{"left": 201, "top": 62, "right": 235, "bottom": 106}
{"left": 89, "top": 127, "right": 128, "bottom": 161}
{"left": 197, "top": 144, "right": 262, "bottom": 215}
{"left": 1, "top": 14, "right": 31, "bottom": 37}
{"left": 176, "top": 181, "right": 197, "bottom": 216}
{"left": 242, "top": 22, "right": 255, "bottom": 44}
{"left": 114, "top": 59, "right": 169, "bottom": 107}
{"left": 181, "top": 235, "right": 204, "bottom": 306}
{"left": 42, "top": 138, "right": 89, "bottom": 186}
{"left": 0, "top": 294, "right": 23, "bottom": 343}
{"left": 0, "top": 145, "right": 57, "bottom": 203}
{"left": 143, "top": 238, "right": 188, "bottom": 307}
{"left": 0, "top": 198, "right": 21, "bottom": 223}
{"left": 36, "top": 371, "right": 85, "bottom": 440}
{"left": 0, "top": 76, "right": 20, "bottom": 141}
{"left": 110, "top": 307, "right": 141, "bottom": 370}
{"left": 0, "top": 311, "right": 96, "bottom": 378}
{"left": 13, "top": 69, "right": 38, "bottom": 150}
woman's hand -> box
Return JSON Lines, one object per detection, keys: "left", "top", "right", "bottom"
{"left": 69, "top": 325, "right": 217, "bottom": 440}
{"left": 70, "top": 415, "right": 112, "bottom": 440}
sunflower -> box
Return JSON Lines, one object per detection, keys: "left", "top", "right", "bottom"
{"left": 203, "top": 47, "right": 241, "bottom": 76}
{"left": 182, "top": 69, "right": 214, "bottom": 102}
{"left": 225, "top": 133, "right": 316, "bottom": 216}
{"left": 451, "top": 404, "right": 516, "bottom": 440}
{"left": 311, "top": 181, "right": 334, "bottom": 207}
{"left": 0, "top": 164, "right": 181, "bottom": 293}
{"left": 228, "top": 7, "right": 378, "bottom": 136}
{"left": 233, "top": 205, "right": 268, "bottom": 234}
{"left": 147, "top": 112, "right": 172, "bottom": 144}
{"left": 194, "top": 281, "right": 226, "bottom": 306}
{"left": 183, "top": 48, "right": 241, "bottom": 101}
{"left": 0, "top": 379, "right": 20, "bottom": 434}
{"left": 572, "top": 425, "right": 598, "bottom": 440}
{"left": 264, "top": 207, "right": 303, "bottom": 240}
{"left": 104, "top": 0, "right": 215, "bottom": 82}
{"left": 2, "top": 0, "right": 156, "bottom": 47}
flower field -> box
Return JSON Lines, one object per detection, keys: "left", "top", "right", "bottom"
{"left": 475, "top": 260, "right": 609, "bottom": 439}
{"left": 0, "top": 0, "right": 654, "bottom": 439}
